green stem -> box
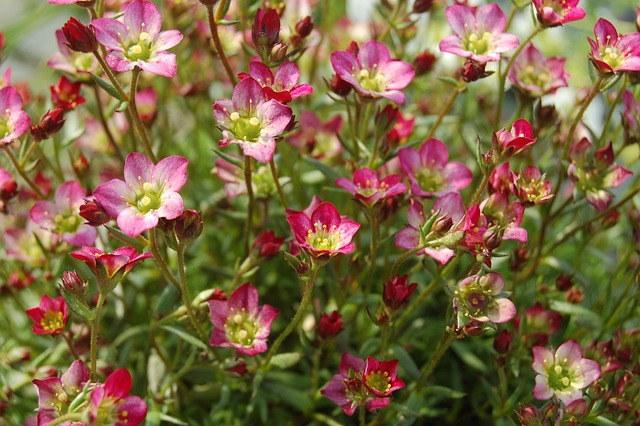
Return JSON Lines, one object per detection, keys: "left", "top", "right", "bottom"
{"left": 177, "top": 245, "right": 208, "bottom": 343}
{"left": 90, "top": 292, "right": 107, "bottom": 380}
{"left": 598, "top": 75, "right": 626, "bottom": 148}
{"left": 18, "top": 139, "right": 38, "bottom": 169}
{"left": 359, "top": 405, "right": 366, "bottom": 426}
{"left": 149, "top": 228, "right": 181, "bottom": 290}
{"left": 264, "top": 266, "right": 320, "bottom": 367}
{"left": 426, "top": 87, "right": 462, "bottom": 140}
{"left": 359, "top": 101, "right": 376, "bottom": 148}
{"left": 129, "top": 68, "right": 157, "bottom": 163}
{"left": 206, "top": 3, "right": 237, "bottom": 85}
{"left": 62, "top": 332, "right": 80, "bottom": 360}
{"left": 468, "top": 167, "right": 493, "bottom": 206}
{"left": 270, "top": 158, "right": 288, "bottom": 210}
{"left": 93, "top": 51, "right": 129, "bottom": 101}
{"left": 243, "top": 156, "right": 255, "bottom": 257}
{"left": 47, "top": 413, "right": 85, "bottom": 426}
{"left": 3, "top": 148, "right": 44, "bottom": 198}
{"left": 562, "top": 77, "right": 604, "bottom": 159}
{"left": 353, "top": 213, "right": 378, "bottom": 323}
{"left": 415, "top": 330, "right": 457, "bottom": 391}
{"left": 494, "top": 27, "right": 544, "bottom": 129}
{"left": 91, "top": 82, "right": 125, "bottom": 164}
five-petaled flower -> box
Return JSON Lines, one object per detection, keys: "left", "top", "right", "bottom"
{"left": 335, "top": 167, "right": 406, "bottom": 208}
{"left": 286, "top": 201, "right": 360, "bottom": 258}
{"left": 207, "top": 282, "right": 279, "bottom": 356}
{"left": 70, "top": 246, "right": 152, "bottom": 291}
{"left": 238, "top": 61, "right": 313, "bottom": 104}
{"left": 452, "top": 272, "right": 516, "bottom": 328}
{"left": 89, "top": 368, "right": 148, "bottom": 426}
{"left": 532, "top": 339, "right": 601, "bottom": 406}
{"left": 532, "top": 0, "right": 586, "bottom": 28}
{"left": 32, "top": 359, "right": 90, "bottom": 421}
{"left": 93, "top": 152, "right": 188, "bottom": 237}
{"left": 91, "top": 0, "right": 183, "bottom": 77}
{"left": 26, "top": 294, "right": 69, "bottom": 336}
{"left": 588, "top": 18, "right": 640, "bottom": 75}
{"left": 330, "top": 40, "right": 415, "bottom": 105}
{"left": 439, "top": 3, "right": 519, "bottom": 64}
{"left": 0, "top": 86, "right": 31, "bottom": 145}
{"left": 213, "top": 77, "right": 293, "bottom": 163}
{"left": 321, "top": 353, "right": 405, "bottom": 415}
{"left": 508, "top": 43, "right": 569, "bottom": 98}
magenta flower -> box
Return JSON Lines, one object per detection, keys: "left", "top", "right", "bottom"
{"left": 480, "top": 192, "right": 528, "bottom": 244}
{"left": 70, "top": 246, "right": 152, "bottom": 283}
{"left": 287, "top": 110, "right": 343, "bottom": 159}
{"left": 399, "top": 138, "right": 472, "bottom": 197}
{"left": 509, "top": 43, "right": 569, "bottom": 98}
{"left": 568, "top": 139, "right": 632, "bottom": 211}
{"left": 91, "top": 0, "right": 183, "bottom": 77}
{"left": 25, "top": 295, "right": 69, "bottom": 336}
{"left": 439, "top": 3, "right": 519, "bottom": 64}
{"left": 513, "top": 166, "right": 554, "bottom": 205}
{"left": 89, "top": 368, "right": 147, "bottom": 425}
{"left": 30, "top": 181, "right": 98, "bottom": 247}
{"left": 532, "top": 0, "right": 586, "bottom": 27}
{"left": 493, "top": 118, "right": 536, "bottom": 158}
{"left": 453, "top": 272, "right": 516, "bottom": 327}
{"left": 32, "top": 360, "right": 90, "bottom": 421}
{"left": 93, "top": 152, "right": 188, "bottom": 237}
{"left": 532, "top": 340, "right": 601, "bottom": 406}
{"left": 321, "top": 353, "right": 404, "bottom": 415}
{"left": 0, "top": 86, "right": 30, "bottom": 145}
{"left": 213, "top": 77, "right": 292, "bottom": 163}
{"left": 330, "top": 40, "right": 415, "bottom": 105}
{"left": 588, "top": 18, "right": 640, "bottom": 75}
{"left": 623, "top": 90, "right": 640, "bottom": 144}
{"left": 286, "top": 201, "right": 360, "bottom": 258}
{"left": 207, "top": 282, "right": 279, "bottom": 357}
{"left": 238, "top": 61, "right": 313, "bottom": 103}
{"left": 336, "top": 167, "right": 406, "bottom": 208}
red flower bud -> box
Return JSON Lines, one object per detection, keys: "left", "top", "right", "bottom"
{"left": 330, "top": 74, "right": 352, "bottom": 97}
{"left": 318, "top": 310, "right": 344, "bottom": 339}
{"left": 493, "top": 329, "right": 513, "bottom": 354}
{"left": 413, "top": 51, "right": 436, "bottom": 76}
{"left": 79, "top": 200, "right": 112, "bottom": 226}
{"left": 295, "top": 16, "right": 314, "bottom": 38}
{"left": 252, "top": 9, "right": 281, "bottom": 49}
{"left": 61, "top": 270, "right": 86, "bottom": 296}
{"left": 413, "top": 0, "right": 434, "bottom": 13}
{"left": 383, "top": 275, "right": 417, "bottom": 312}
{"left": 461, "top": 60, "right": 493, "bottom": 82}
{"left": 30, "top": 107, "right": 65, "bottom": 142}
{"left": 174, "top": 209, "right": 204, "bottom": 245}
{"left": 61, "top": 17, "right": 97, "bottom": 53}
{"left": 253, "top": 230, "right": 285, "bottom": 258}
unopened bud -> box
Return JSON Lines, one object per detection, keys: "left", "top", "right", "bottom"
{"left": 61, "top": 270, "right": 85, "bottom": 296}
{"left": 493, "top": 329, "right": 512, "bottom": 354}
{"left": 174, "top": 209, "right": 204, "bottom": 245}
{"left": 0, "top": 179, "right": 18, "bottom": 202}
{"left": 413, "top": 0, "right": 434, "bottom": 13}
{"left": 461, "top": 60, "right": 493, "bottom": 82}
{"left": 79, "top": 200, "right": 112, "bottom": 226}
{"left": 413, "top": 51, "right": 436, "bottom": 76}
{"left": 318, "top": 310, "right": 344, "bottom": 339}
{"left": 31, "top": 107, "right": 66, "bottom": 141}
{"left": 330, "top": 74, "right": 352, "bottom": 96}
{"left": 295, "top": 16, "right": 313, "bottom": 38}
{"left": 270, "top": 42, "right": 288, "bottom": 62}
{"left": 61, "top": 17, "right": 97, "bottom": 53}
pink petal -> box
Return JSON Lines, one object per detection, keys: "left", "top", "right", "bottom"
{"left": 358, "top": 40, "right": 391, "bottom": 69}
{"left": 240, "top": 138, "right": 276, "bottom": 163}
{"left": 93, "top": 179, "right": 133, "bottom": 216}
{"left": 116, "top": 207, "right": 159, "bottom": 237}
{"left": 124, "top": 152, "right": 155, "bottom": 186}
{"left": 124, "top": 0, "right": 162, "bottom": 38}
{"left": 154, "top": 156, "right": 188, "bottom": 192}
{"left": 229, "top": 282, "right": 259, "bottom": 314}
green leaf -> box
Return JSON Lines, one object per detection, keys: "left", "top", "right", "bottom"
{"left": 589, "top": 415, "right": 621, "bottom": 426}
{"left": 115, "top": 101, "right": 129, "bottom": 112}
{"left": 262, "top": 379, "right": 313, "bottom": 413}
{"left": 269, "top": 352, "right": 302, "bottom": 369}
{"left": 217, "top": 19, "right": 240, "bottom": 26}
{"left": 161, "top": 325, "right": 208, "bottom": 351}
{"left": 112, "top": 325, "right": 149, "bottom": 347}
{"left": 548, "top": 300, "right": 602, "bottom": 329}
{"left": 60, "top": 289, "right": 94, "bottom": 321}
{"left": 437, "top": 76, "right": 460, "bottom": 87}
{"left": 423, "top": 385, "right": 466, "bottom": 399}
{"left": 302, "top": 156, "right": 340, "bottom": 181}
{"left": 91, "top": 73, "right": 126, "bottom": 102}
{"left": 211, "top": 146, "right": 244, "bottom": 168}
{"left": 389, "top": 344, "right": 420, "bottom": 380}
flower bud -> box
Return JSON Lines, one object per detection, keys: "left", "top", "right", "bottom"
{"left": 330, "top": 74, "right": 352, "bottom": 96}
{"left": 461, "top": 60, "right": 493, "bottom": 82}
{"left": 295, "top": 16, "right": 314, "bottom": 38}
{"left": 253, "top": 230, "right": 285, "bottom": 258}
{"left": 226, "top": 360, "right": 248, "bottom": 376}
{"left": 555, "top": 274, "right": 573, "bottom": 291}
{"left": 0, "top": 179, "right": 17, "bottom": 203}
{"left": 318, "top": 310, "right": 344, "bottom": 339}
{"left": 61, "top": 270, "right": 86, "bottom": 296}
{"left": 566, "top": 287, "right": 584, "bottom": 303}
{"left": 30, "top": 107, "right": 65, "bottom": 142}
{"left": 413, "top": 50, "right": 436, "bottom": 76}
{"left": 413, "top": 0, "right": 434, "bottom": 13}
{"left": 270, "top": 42, "right": 288, "bottom": 63}
{"left": 174, "top": 209, "right": 204, "bottom": 245}
{"left": 252, "top": 9, "right": 281, "bottom": 50}
{"left": 79, "top": 200, "right": 112, "bottom": 226}
{"left": 383, "top": 275, "right": 417, "bottom": 312}
{"left": 493, "top": 329, "right": 513, "bottom": 355}
{"left": 376, "top": 105, "right": 399, "bottom": 134}
{"left": 61, "top": 17, "right": 97, "bottom": 53}
{"left": 463, "top": 319, "right": 485, "bottom": 336}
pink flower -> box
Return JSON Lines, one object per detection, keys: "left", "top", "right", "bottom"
{"left": 32, "top": 360, "right": 90, "bottom": 421}
{"left": 89, "top": 368, "right": 147, "bottom": 425}
{"left": 317, "top": 311, "right": 344, "bottom": 339}
{"left": 50, "top": 76, "right": 85, "bottom": 111}
{"left": 330, "top": 40, "right": 415, "bottom": 105}
{"left": 515, "top": 303, "right": 563, "bottom": 347}
{"left": 439, "top": 3, "right": 519, "bottom": 64}
{"left": 91, "top": 0, "right": 183, "bottom": 77}
{"left": 238, "top": 61, "right": 313, "bottom": 103}
{"left": 26, "top": 295, "right": 69, "bottom": 336}
{"left": 213, "top": 77, "right": 292, "bottom": 163}
{"left": 399, "top": 138, "right": 472, "bottom": 197}
{"left": 623, "top": 90, "right": 640, "bottom": 144}
{"left": 532, "top": 0, "right": 586, "bottom": 27}
{"left": 252, "top": 230, "right": 285, "bottom": 258}
{"left": 70, "top": 246, "right": 152, "bottom": 282}
{"left": 93, "top": 152, "right": 188, "bottom": 237}
{"left": 0, "top": 86, "right": 31, "bottom": 145}
{"left": 513, "top": 166, "right": 554, "bottom": 205}
{"left": 286, "top": 201, "right": 360, "bottom": 258}
{"left": 207, "top": 282, "right": 279, "bottom": 356}
{"left": 335, "top": 168, "right": 406, "bottom": 208}
{"left": 453, "top": 272, "right": 516, "bottom": 327}
{"left": 568, "top": 139, "right": 632, "bottom": 211}
{"left": 30, "top": 181, "right": 98, "bottom": 247}
{"left": 321, "top": 353, "right": 404, "bottom": 415}
{"left": 480, "top": 192, "right": 528, "bottom": 244}
{"left": 493, "top": 118, "right": 536, "bottom": 158}
{"left": 287, "top": 111, "right": 343, "bottom": 159}
{"left": 588, "top": 18, "right": 640, "bottom": 75}
{"left": 509, "top": 43, "right": 569, "bottom": 98}
{"left": 532, "top": 340, "right": 601, "bottom": 406}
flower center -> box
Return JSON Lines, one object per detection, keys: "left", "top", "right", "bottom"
{"left": 0, "top": 113, "right": 11, "bottom": 139}
{"left": 224, "top": 308, "right": 259, "bottom": 347}
{"left": 306, "top": 222, "right": 341, "bottom": 251}
{"left": 356, "top": 179, "right": 385, "bottom": 198}
{"left": 54, "top": 213, "right": 81, "bottom": 234}
{"left": 41, "top": 310, "right": 64, "bottom": 332}
{"left": 417, "top": 167, "right": 444, "bottom": 193}
{"left": 229, "top": 112, "right": 263, "bottom": 142}
{"left": 365, "top": 370, "right": 392, "bottom": 394}
{"left": 133, "top": 181, "right": 162, "bottom": 214}
{"left": 547, "top": 363, "right": 572, "bottom": 391}
{"left": 357, "top": 67, "right": 387, "bottom": 93}
{"left": 125, "top": 31, "right": 152, "bottom": 62}
{"left": 600, "top": 45, "right": 626, "bottom": 69}
{"left": 465, "top": 32, "right": 493, "bottom": 55}
{"left": 465, "top": 291, "right": 489, "bottom": 315}
{"left": 71, "top": 52, "right": 95, "bottom": 72}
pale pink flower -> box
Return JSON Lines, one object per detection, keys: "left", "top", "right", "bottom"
{"left": 532, "top": 0, "right": 586, "bottom": 27}
{"left": 439, "top": 3, "right": 519, "bottom": 63}
{"left": 0, "top": 86, "right": 31, "bottom": 145}
{"left": 453, "top": 272, "right": 516, "bottom": 327}
{"left": 588, "top": 18, "right": 640, "bottom": 75}
{"left": 335, "top": 167, "right": 406, "bottom": 208}
{"left": 48, "top": 29, "right": 98, "bottom": 76}
{"left": 509, "top": 43, "right": 569, "bottom": 98}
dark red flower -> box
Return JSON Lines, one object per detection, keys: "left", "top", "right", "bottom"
{"left": 61, "top": 17, "right": 97, "bottom": 53}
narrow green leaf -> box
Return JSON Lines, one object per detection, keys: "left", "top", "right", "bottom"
{"left": 60, "top": 290, "right": 94, "bottom": 321}
{"left": 91, "top": 73, "right": 126, "bottom": 102}
{"left": 269, "top": 353, "right": 303, "bottom": 369}
{"left": 302, "top": 156, "right": 340, "bottom": 181}
{"left": 389, "top": 344, "right": 420, "bottom": 380}
{"left": 157, "top": 413, "right": 189, "bottom": 425}
{"left": 161, "top": 325, "right": 208, "bottom": 351}
{"left": 437, "top": 76, "right": 460, "bottom": 87}
{"left": 423, "top": 385, "right": 466, "bottom": 399}
{"left": 211, "top": 146, "right": 244, "bottom": 168}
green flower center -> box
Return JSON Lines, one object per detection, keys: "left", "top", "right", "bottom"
{"left": 41, "top": 310, "right": 64, "bottom": 332}
{"left": 417, "top": 167, "right": 444, "bottom": 193}
{"left": 0, "top": 114, "right": 11, "bottom": 139}
{"left": 71, "top": 52, "right": 95, "bottom": 72}
{"left": 365, "top": 370, "right": 392, "bottom": 394}
{"left": 306, "top": 222, "right": 341, "bottom": 251}
{"left": 357, "top": 66, "right": 386, "bottom": 93}
{"left": 357, "top": 180, "right": 387, "bottom": 198}
{"left": 54, "top": 213, "right": 81, "bottom": 234}
{"left": 518, "top": 65, "right": 553, "bottom": 92}
{"left": 599, "top": 44, "right": 628, "bottom": 70}
{"left": 229, "top": 111, "right": 263, "bottom": 142}
{"left": 125, "top": 31, "right": 153, "bottom": 62}
{"left": 224, "top": 308, "right": 259, "bottom": 347}
{"left": 465, "top": 32, "right": 493, "bottom": 55}
{"left": 547, "top": 363, "right": 572, "bottom": 391}
{"left": 133, "top": 181, "right": 162, "bottom": 214}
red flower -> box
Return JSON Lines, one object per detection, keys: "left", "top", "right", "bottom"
{"left": 50, "top": 76, "right": 85, "bottom": 111}
{"left": 61, "top": 17, "right": 97, "bottom": 53}
{"left": 383, "top": 275, "right": 417, "bottom": 312}
{"left": 318, "top": 310, "right": 344, "bottom": 339}
{"left": 26, "top": 295, "right": 68, "bottom": 335}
